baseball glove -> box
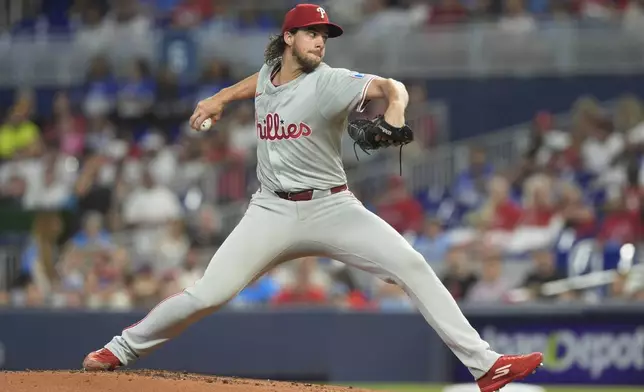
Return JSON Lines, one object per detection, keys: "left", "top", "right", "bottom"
{"left": 347, "top": 115, "right": 414, "bottom": 174}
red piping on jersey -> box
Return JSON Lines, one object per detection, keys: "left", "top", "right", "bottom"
{"left": 270, "top": 65, "right": 282, "bottom": 87}
{"left": 357, "top": 76, "right": 375, "bottom": 113}
{"left": 122, "top": 290, "right": 185, "bottom": 332}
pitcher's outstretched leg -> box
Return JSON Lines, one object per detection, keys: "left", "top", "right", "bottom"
{"left": 83, "top": 192, "right": 298, "bottom": 370}
{"left": 310, "top": 192, "right": 543, "bottom": 387}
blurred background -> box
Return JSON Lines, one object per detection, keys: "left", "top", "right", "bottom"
{"left": 0, "top": 0, "right": 643, "bottom": 390}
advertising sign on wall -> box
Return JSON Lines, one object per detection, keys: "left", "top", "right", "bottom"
{"left": 453, "top": 321, "right": 644, "bottom": 385}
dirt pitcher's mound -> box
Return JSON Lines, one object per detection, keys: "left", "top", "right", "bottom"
{"left": 1, "top": 370, "right": 376, "bottom": 392}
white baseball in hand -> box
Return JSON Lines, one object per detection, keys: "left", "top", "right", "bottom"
{"left": 200, "top": 118, "right": 212, "bottom": 131}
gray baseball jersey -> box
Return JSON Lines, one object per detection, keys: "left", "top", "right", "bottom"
{"left": 254, "top": 62, "right": 376, "bottom": 192}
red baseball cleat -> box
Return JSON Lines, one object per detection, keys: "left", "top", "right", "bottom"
{"left": 477, "top": 352, "right": 543, "bottom": 392}
{"left": 82, "top": 348, "right": 122, "bottom": 371}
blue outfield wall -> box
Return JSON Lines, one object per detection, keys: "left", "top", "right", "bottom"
{"left": 0, "top": 304, "right": 643, "bottom": 385}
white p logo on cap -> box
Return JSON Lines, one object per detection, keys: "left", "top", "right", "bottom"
{"left": 316, "top": 7, "right": 326, "bottom": 19}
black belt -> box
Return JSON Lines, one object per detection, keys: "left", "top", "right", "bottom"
{"left": 275, "top": 184, "right": 348, "bottom": 201}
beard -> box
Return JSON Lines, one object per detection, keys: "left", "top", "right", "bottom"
{"left": 292, "top": 43, "right": 322, "bottom": 74}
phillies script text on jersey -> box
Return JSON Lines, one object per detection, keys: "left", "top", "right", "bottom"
{"left": 257, "top": 112, "right": 312, "bottom": 140}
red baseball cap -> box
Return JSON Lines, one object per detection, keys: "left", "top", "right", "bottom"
{"left": 281, "top": 4, "right": 343, "bottom": 38}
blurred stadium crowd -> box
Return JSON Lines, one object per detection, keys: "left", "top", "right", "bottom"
{"left": 0, "top": 0, "right": 643, "bottom": 312}
{"left": 2, "top": 0, "right": 644, "bottom": 37}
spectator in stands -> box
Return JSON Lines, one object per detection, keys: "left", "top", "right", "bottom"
{"left": 614, "top": 94, "right": 643, "bottom": 135}
{"left": 356, "top": 0, "right": 428, "bottom": 39}
{"left": 173, "top": 245, "right": 205, "bottom": 290}
{"left": 123, "top": 167, "right": 183, "bottom": 261}
{"left": 406, "top": 217, "right": 453, "bottom": 265}
{"left": 53, "top": 246, "right": 90, "bottom": 308}
{"left": 330, "top": 285, "right": 373, "bottom": 310}
{"left": 610, "top": 263, "right": 644, "bottom": 301}
{"left": 471, "top": 175, "right": 523, "bottom": 232}
{"left": 170, "top": 0, "right": 214, "bottom": 29}
{"left": 43, "top": 91, "right": 86, "bottom": 158}
{"left": 520, "top": 174, "right": 557, "bottom": 228}
{"left": 22, "top": 282, "right": 47, "bottom": 308}
{"left": 104, "top": 0, "right": 152, "bottom": 46}
{"left": 617, "top": 95, "right": 644, "bottom": 161}
{"left": 498, "top": 0, "right": 537, "bottom": 33}
{"left": 82, "top": 56, "right": 118, "bottom": 120}
{"left": 519, "top": 248, "right": 564, "bottom": 300}
{"left": 375, "top": 176, "right": 424, "bottom": 234}
{"left": 194, "top": 61, "right": 233, "bottom": 106}
{"left": 137, "top": 132, "right": 178, "bottom": 187}
{"left": 154, "top": 219, "right": 191, "bottom": 277}
{"left": 325, "top": 0, "right": 367, "bottom": 27}
{"left": 152, "top": 67, "right": 192, "bottom": 137}
{"left": 74, "top": 154, "right": 115, "bottom": 217}
{"left": 0, "top": 174, "right": 28, "bottom": 208}
{"left": 581, "top": 113, "right": 625, "bottom": 178}
{"left": 116, "top": 59, "right": 156, "bottom": 135}
{"left": 522, "top": 111, "right": 569, "bottom": 172}
{"left": 0, "top": 290, "right": 9, "bottom": 306}
{"left": 229, "top": 274, "right": 281, "bottom": 309}
{"left": 188, "top": 203, "right": 225, "bottom": 247}
{"left": 272, "top": 258, "right": 328, "bottom": 306}
{"left": 18, "top": 212, "right": 64, "bottom": 298}
{"left": 464, "top": 0, "right": 494, "bottom": 21}
{"left": 195, "top": 127, "right": 245, "bottom": 205}
{"left": 128, "top": 264, "right": 160, "bottom": 309}
{"left": 452, "top": 146, "right": 494, "bottom": 210}
{"left": 441, "top": 247, "right": 479, "bottom": 301}
{"left": 227, "top": 102, "right": 258, "bottom": 157}
{"left": 427, "top": 0, "right": 470, "bottom": 24}
{"left": 373, "top": 280, "right": 414, "bottom": 311}
{"left": 74, "top": 3, "right": 111, "bottom": 56}
{"left": 573, "top": 0, "right": 620, "bottom": 24}
{"left": 465, "top": 249, "right": 512, "bottom": 303}
{"left": 70, "top": 211, "right": 112, "bottom": 251}
{"left": 598, "top": 191, "right": 642, "bottom": 247}
{"left": 85, "top": 249, "right": 132, "bottom": 310}
{"left": 0, "top": 103, "right": 41, "bottom": 160}
{"left": 610, "top": 270, "right": 631, "bottom": 300}
{"left": 214, "top": 148, "right": 248, "bottom": 203}
{"left": 170, "top": 137, "right": 207, "bottom": 196}
{"left": 85, "top": 115, "right": 117, "bottom": 154}
{"left": 623, "top": 160, "right": 643, "bottom": 216}
{"left": 557, "top": 181, "right": 596, "bottom": 238}
{"left": 23, "top": 160, "right": 73, "bottom": 209}
{"left": 623, "top": 0, "right": 644, "bottom": 35}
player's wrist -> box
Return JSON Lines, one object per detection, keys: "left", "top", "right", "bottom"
{"left": 384, "top": 101, "right": 406, "bottom": 127}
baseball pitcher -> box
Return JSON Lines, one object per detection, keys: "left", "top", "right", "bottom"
{"left": 83, "top": 4, "right": 543, "bottom": 391}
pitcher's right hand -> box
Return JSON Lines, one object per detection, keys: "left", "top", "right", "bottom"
{"left": 190, "top": 96, "right": 225, "bottom": 131}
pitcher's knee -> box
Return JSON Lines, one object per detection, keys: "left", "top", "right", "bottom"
{"left": 185, "top": 280, "right": 237, "bottom": 310}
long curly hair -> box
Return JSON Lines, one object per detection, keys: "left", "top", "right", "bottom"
{"left": 264, "top": 29, "right": 298, "bottom": 66}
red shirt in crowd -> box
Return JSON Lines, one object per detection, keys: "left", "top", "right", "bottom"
{"left": 428, "top": 3, "right": 468, "bottom": 25}
{"left": 377, "top": 197, "right": 425, "bottom": 233}
{"left": 521, "top": 206, "right": 557, "bottom": 227}
{"left": 490, "top": 200, "right": 523, "bottom": 231}
{"left": 598, "top": 211, "right": 641, "bottom": 244}
{"left": 624, "top": 186, "right": 643, "bottom": 213}
{"left": 344, "top": 290, "right": 375, "bottom": 310}
{"left": 272, "top": 287, "right": 327, "bottom": 306}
